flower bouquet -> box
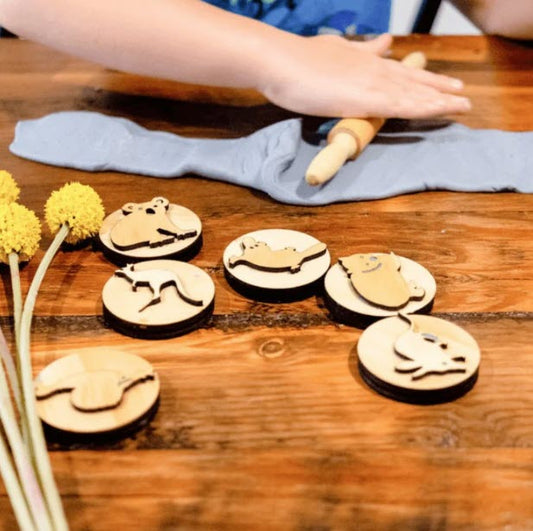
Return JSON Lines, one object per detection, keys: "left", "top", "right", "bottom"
{"left": 0, "top": 171, "right": 104, "bottom": 530}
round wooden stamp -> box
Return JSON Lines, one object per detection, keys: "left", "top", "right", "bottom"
{"left": 102, "top": 259, "right": 215, "bottom": 339}
{"left": 357, "top": 313, "right": 480, "bottom": 404}
{"left": 223, "top": 229, "right": 330, "bottom": 302}
{"left": 324, "top": 252, "right": 436, "bottom": 327}
{"left": 34, "top": 350, "right": 160, "bottom": 437}
{"left": 98, "top": 196, "right": 202, "bottom": 265}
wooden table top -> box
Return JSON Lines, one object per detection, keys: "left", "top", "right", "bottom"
{"left": 0, "top": 35, "right": 532, "bottom": 530}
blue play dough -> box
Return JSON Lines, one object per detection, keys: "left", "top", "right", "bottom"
{"left": 10, "top": 111, "right": 532, "bottom": 206}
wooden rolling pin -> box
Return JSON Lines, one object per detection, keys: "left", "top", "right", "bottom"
{"left": 305, "top": 51, "right": 427, "bottom": 186}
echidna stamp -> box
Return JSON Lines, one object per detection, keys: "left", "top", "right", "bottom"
{"left": 324, "top": 252, "right": 436, "bottom": 327}
{"left": 98, "top": 197, "right": 202, "bottom": 264}
{"left": 34, "top": 350, "right": 160, "bottom": 437}
{"left": 223, "top": 229, "right": 330, "bottom": 302}
{"left": 357, "top": 313, "right": 480, "bottom": 404}
{"left": 102, "top": 259, "right": 215, "bottom": 339}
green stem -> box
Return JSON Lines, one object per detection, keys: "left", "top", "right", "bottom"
{"left": 19, "top": 223, "right": 69, "bottom": 531}
{"left": 7, "top": 253, "right": 25, "bottom": 418}
{"left": 0, "top": 431, "right": 36, "bottom": 531}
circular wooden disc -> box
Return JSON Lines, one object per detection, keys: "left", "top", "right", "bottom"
{"left": 222, "top": 229, "right": 330, "bottom": 301}
{"left": 35, "top": 350, "right": 160, "bottom": 435}
{"left": 102, "top": 259, "right": 215, "bottom": 339}
{"left": 324, "top": 254, "right": 436, "bottom": 326}
{"left": 98, "top": 202, "right": 202, "bottom": 264}
{"left": 357, "top": 314, "right": 480, "bottom": 404}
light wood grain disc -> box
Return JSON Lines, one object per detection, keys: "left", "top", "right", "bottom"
{"left": 324, "top": 254, "right": 436, "bottom": 324}
{"left": 102, "top": 259, "right": 215, "bottom": 338}
{"left": 35, "top": 350, "right": 160, "bottom": 435}
{"left": 357, "top": 314, "right": 480, "bottom": 404}
{"left": 223, "top": 229, "right": 330, "bottom": 297}
{"left": 99, "top": 202, "right": 202, "bottom": 264}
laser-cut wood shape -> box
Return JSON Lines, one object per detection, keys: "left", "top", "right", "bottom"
{"left": 222, "top": 229, "right": 331, "bottom": 302}
{"left": 110, "top": 197, "right": 197, "bottom": 250}
{"left": 34, "top": 350, "right": 160, "bottom": 435}
{"left": 35, "top": 370, "right": 155, "bottom": 412}
{"left": 357, "top": 314, "right": 480, "bottom": 404}
{"left": 228, "top": 236, "right": 327, "bottom": 273}
{"left": 339, "top": 252, "right": 425, "bottom": 310}
{"left": 99, "top": 198, "right": 202, "bottom": 264}
{"left": 115, "top": 263, "right": 203, "bottom": 312}
{"left": 103, "top": 259, "right": 215, "bottom": 339}
{"left": 324, "top": 253, "right": 436, "bottom": 326}
{"left": 393, "top": 313, "right": 467, "bottom": 380}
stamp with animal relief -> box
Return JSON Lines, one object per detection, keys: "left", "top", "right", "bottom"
{"left": 98, "top": 197, "right": 202, "bottom": 264}
{"left": 324, "top": 252, "right": 436, "bottom": 327}
{"left": 34, "top": 350, "right": 160, "bottom": 437}
{"left": 102, "top": 259, "right": 215, "bottom": 339}
{"left": 223, "top": 229, "right": 330, "bottom": 302}
{"left": 357, "top": 313, "right": 480, "bottom": 404}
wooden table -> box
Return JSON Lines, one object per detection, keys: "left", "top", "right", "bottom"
{"left": 1, "top": 35, "right": 532, "bottom": 530}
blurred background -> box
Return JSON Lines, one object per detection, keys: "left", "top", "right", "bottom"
{"left": 392, "top": 0, "right": 480, "bottom": 35}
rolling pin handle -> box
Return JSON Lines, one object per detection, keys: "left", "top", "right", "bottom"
{"left": 305, "top": 132, "right": 357, "bottom": 186}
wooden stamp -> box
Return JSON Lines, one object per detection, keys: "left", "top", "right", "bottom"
{"left": 102, "top": 259, "right": 215, "bottom": 338}
{"left": 98, "top": 197, "right": 202, "bottom": 264}
{"left": 34, "top": 350, "right": 160, "bottom": 436}
{"left": 357, "top": 313, "right": 480, "bottom": 404}
{"left": 223, "top": 229, "right": 330, "bottom": 302}
{"left": 324, "top": 252, "right": 436, "bottom": 327}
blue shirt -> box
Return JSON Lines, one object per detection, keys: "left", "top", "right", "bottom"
{"left": 204, "top": 0, "right": 391, "bottom": 36}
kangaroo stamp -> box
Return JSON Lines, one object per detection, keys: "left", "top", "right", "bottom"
{"left": 98, "top": 197, "right": 202, "bottom": 265}
{"left": 223, "top": 229, "right": 330, "bottom": 302}
{"left": 102, "top": 259, "right": 215, "bottom": 338}
{"left": 34, "top": 350, "right": 160, "bottom": 437}
{"left": 357, "top": 313, "right": 480, "bottom": 404}
{"left": 324, "top": 252, "right": 436, "bottom": 327}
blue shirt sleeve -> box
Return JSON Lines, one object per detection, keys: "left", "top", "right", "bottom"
{"left": 204, "top": 0, "right": 391, "bottom": 36}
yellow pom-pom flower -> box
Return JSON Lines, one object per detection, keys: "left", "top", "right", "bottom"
{"left": 45, "top": 182, "right": 105, "bottom": 244}
{"left": 0, "top": 170, "right": 20, "bottom": 204}
{"left": 0, "top": 203, "right": 41, "bottom": 263}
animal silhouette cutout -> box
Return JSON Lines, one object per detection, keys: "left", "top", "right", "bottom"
{"left": 116, "top": 264, "right": 203, "bottom": 312}
{"left": 339, "top": 252, "right": 425, "bottom": 309}
{"left": 110, "top": 197, "right": 197, "bottom": 251}
{"left": 35, "top": 370, "right": 155, "bottom": 412}
{"left": 228, "top": 236, "right": 327, "bottom": 273}
{"left": 393, "top": 314, "right": 467, "bottom": 380}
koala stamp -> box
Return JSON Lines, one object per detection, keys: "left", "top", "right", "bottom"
{"left": 110, "top": 197, "right": 198, "bottom": 251}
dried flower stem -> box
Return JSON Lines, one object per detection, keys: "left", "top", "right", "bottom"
{"left": 0, "top": 343, "right": 51, "bottom": 531}
{"left": 18, "top": 223, "right": 69, "bottom": 531}
{"left": 7, "top": 252, "right": 24, "bottom": 413}
{"left": 0, "top": 432, "right": 35, "bottom": 530}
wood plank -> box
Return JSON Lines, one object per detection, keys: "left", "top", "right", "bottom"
{"left": 1, "top": 448, "right": 533, "bottom": 530}
{"left": 0, "top": 317, "right": 523, "bottom": 451}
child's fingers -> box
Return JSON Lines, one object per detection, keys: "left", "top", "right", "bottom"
{"left": 400, "top": 63, "right": 465, "bottom": 92}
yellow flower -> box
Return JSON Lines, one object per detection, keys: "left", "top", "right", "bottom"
{"left": 0, "top": 203, "right": 41, "bottom": 263}
{"left": 45, "top": 182, "right": 105, "bottom": 244}
{"left": 0, "top": 170, "right": 20, "bottom": 204}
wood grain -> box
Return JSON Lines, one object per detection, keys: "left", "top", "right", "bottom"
{"left": 0, "top": 36, "right": 532, "bottom": 530}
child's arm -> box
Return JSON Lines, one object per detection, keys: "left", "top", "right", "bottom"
{"left": 450, "top": 0, "right": 533, "bottom": 40}
{"left": 0, "top": 0, "right": 470, "bottom": 118}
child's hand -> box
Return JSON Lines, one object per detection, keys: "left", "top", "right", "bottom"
{"left": 259, "top": 34, "right": 471, "bottom": 119}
